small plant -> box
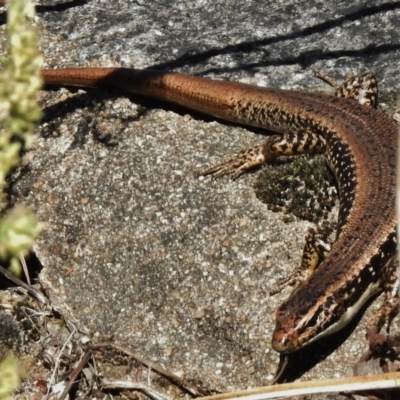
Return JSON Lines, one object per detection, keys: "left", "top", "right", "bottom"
{"left": 0, "top": 0, "right": 42, "bottom": 274}
{"left": 0, "top": 0, "right": 43, "bottom": 397}
{"left": 0, "top": 356, "right": 25, "bottom": 400}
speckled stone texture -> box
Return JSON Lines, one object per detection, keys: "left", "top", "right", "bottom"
{"left": 3, "top": 0, "right": 400, "bottom": 394}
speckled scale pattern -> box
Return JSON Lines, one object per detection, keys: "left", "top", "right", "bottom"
{"left": 324, "top": 136, "right": 356, "bottom": 233}
{"left": 41, "top": 68, "right": 398, "bottom": 353}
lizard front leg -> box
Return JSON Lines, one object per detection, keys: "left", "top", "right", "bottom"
{"left": 199, "top": 130, "right": 327, "bottom": 179}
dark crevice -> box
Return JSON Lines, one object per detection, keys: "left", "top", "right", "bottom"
{"left": 0, "top": 252, "right": 43, "bottom": 290}
{"left": 36, "top": 0, "right": 89, "bottom": 14}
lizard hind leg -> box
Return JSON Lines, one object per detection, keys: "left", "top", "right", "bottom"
{"left": 199, "top": 130, "right": 327, "bottom": 180}
{"left": 366, "top": 256, "right": 399, "bottom": 334}
{"left": 363, "top": 257, "right": 400, "bottom": 361}
{"left": 199, "top": 142, "right": 269, "bottom": 179}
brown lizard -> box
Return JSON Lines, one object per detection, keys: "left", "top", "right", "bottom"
{"left": 40, "top": 67, "right": 398, "bottom": 353}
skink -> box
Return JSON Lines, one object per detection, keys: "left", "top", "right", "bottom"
{"left": 40, "top": 67, "right": 398, "bottom": 353}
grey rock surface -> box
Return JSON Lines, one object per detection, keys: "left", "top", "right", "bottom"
{"left": 5, "top": 0, "right": 400, "bottom": 391}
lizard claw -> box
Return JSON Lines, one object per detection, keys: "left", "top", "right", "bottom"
{"left": 199, "top": 145, "right": 267, "bottom": 179}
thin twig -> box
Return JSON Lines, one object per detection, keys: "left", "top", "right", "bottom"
{"left": 58, "top": 350, "right": 91, "bottom": 400}
{"left": 0, "top": 264, "right": 47, "bottom": 304}
{"left": 199, "top": 371, "right": 400, "bottom": 400}
{"left": 102, "top": 379, "right": 172, "bottom": 400}
{"left": 271, "top": 355, "right": 288, "bottom": 384}
{"left": 19, "top": 252, "right": 31, "bottom": 285}
{"left": 88, "top": 342, "right": 208, "bottom": 396}
{"left": 45, "top": 327, "right": 76, "bottom": 399}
